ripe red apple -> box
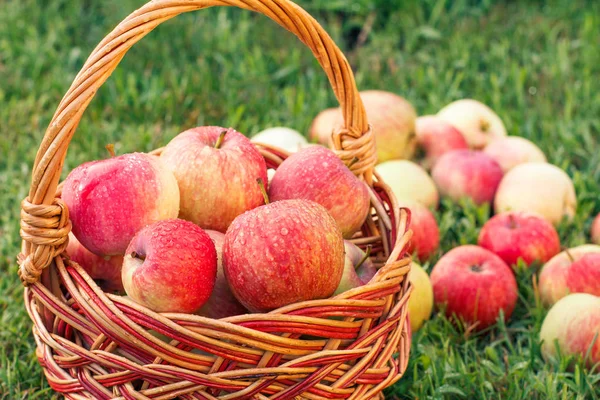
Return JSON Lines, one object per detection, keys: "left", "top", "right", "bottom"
{"left": 431, "top": 150, "right": 504, "bottom": 205}
{"left": 223, "top": 199, "right": 344, "bottom": 312}
{"left": 251, "top": 127, "right": 308, "bottom": 153}
{"left": 478, "top": 211, "right": 560, "bottom": 268}
{"left": 309, "top": 108, "right": 342, "bottom": 145}
{"left": 197, "top": 230, "right": 247, "bottom": 319}
{"left": 335, "top": 241, "right": 377, "bottom": 294}
{"left": 494, "top": 163, "right": 576, "bottom": 225}
{"left": 437, "top": 99, "right": 507, "bottom": 149}
{"left": 161, "top": 126, "right": 268, "bottom": 233}
{"left": 66, "top": 233, "right": 124, "bottom": 292}
{"left": 483, "top": 136, "right": 546, "bottom": 173}
{"left": 121, "top": 219, "right": 217, "bottom": 313}
{"left": 269, "top": 146, "right": 370, "bottom": 238}
{"left": 375, "top": 160, "right": 439, "bottom": 209}
{"left": 540, "top": 293, "right": 600, "bottom": 367}
{"left": 401, "top": 201, "right": 440, "bottom": 262}
{"left": 430, "top": 245, "right": 517, "bottom": 330}
{"left": 415, "top": 115, "right": 469, "bottom": 169}
{"left": 592, "top": 213, "right": 600, "bottom": 245}
{"left": 539, "top": 245, "right": 600, "bottom": 306}
{"left": 62, "top": 152, "right": 180, "bottom": 256}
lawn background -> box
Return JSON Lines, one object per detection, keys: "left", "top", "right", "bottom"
{"left": 1, "top": 0, "right": 599, "bottom": 398}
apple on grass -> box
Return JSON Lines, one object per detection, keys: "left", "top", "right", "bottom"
{"left": 407, "top": 263, "right": 434, "bottom": 332}
{"left": 538, "top": 245, "right": 600, "bottom": 306}
{"left": 66, "top": 233, "right": 124, "bottom": 292}
{"left": 334, "top": 241, "right": 377, "bottom": 295}
{"left": 540, "top": 293, "right": 600, "bottom": 368}
{"left": 478, "top": 211, "right": 561, "bottom": 268}
{"left": 161, "top": 126, "right": 268, "bottom": 233}
{"left": 400, "top": 201, "right": 440, "bottom": 262}
{"left": 430, "top": 245, "right": 517, "bottom": 330}
{"left": 62, "top": 152, "right": 180, "bottom": 256}
{"left": 251, "top": 127, "right": 308, "bottom": 153}
{"left": 592, "top": 214, "right": 600, "bottom": 245}
{"left": 494, "top": 163, "right": 576, "bottom": 225}
{"left": 431, "top": 150, "right": 504, "bottom": 205}
{"left": 224, "top": 197, "right": 344, "bottom": 313}
{"left": 415, "top": 115, "right": 469, "bottom": 169}
{"left": 269, "top": 146, "right": 370, "bottom": 238}
{"left": 375, "top": 160, "right": 439, "bottom": 209}
{"left": 483, "top": 136, "right": 546, "bottom": 173}
{"left": 122, "top": 219, "right": 217, "bottom": 313}
{"left": 437, "top": 99, "right": 507, "bottom": 149}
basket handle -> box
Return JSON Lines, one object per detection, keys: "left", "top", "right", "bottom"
{"left": 19, "top": 0, "right": 376, "bottom": 285}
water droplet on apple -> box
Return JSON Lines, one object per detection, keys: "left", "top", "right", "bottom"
{"left": 280, "top": 228, "right": 289, "bottom": 236}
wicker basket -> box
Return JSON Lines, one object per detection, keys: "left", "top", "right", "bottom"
{"left": 18, "top": 1, "right": 413, "bottom": 398}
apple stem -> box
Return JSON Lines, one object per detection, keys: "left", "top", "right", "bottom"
{"left": 565, "top": 249, "right": 574, "bottom": 262}
{"left": 347, "top": 157, "right": 360, "bottom": 169}
{"left": 256, "top": 178, "right": 270, "bottom": 204}
{"left": 214, "top": 130, "right": 227, "bottom": 149}
{"left": 480, "top": 120, "right": 490, "bottom": 132}
{"left": 105, "top": 144, "right": 116, "bottom": 158}
{"left": 355, "top": 245, "right": 372, "bottom": 270}
{"left": 131, "top": 251, "right": 145, "bottom": 261}
{"left": 508, "top": 214, "right": 518, "bottom": 229}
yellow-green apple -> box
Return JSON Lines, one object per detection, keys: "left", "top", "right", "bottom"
{"left": 197, "top": 230, "right": 247, "bottom": 319}
{"left": 251, "top": 127, "right": 308, "bottom": 153}
{"left": 483, "top": 136, "right": 546, "bottom": 173}
{"left": 121, "top": 219, "right": 217, "bottom": 313}
{"left": 401, "top": 201, "right": 440, "bottom": 262}
{"left": 375, "top": 160, "right": 439, "bottom": 209}
{"left": 223, "top": 199, "right": 344, "bottom": 312}
{"left": 538, "top": 245, "right": 600, "bottom": 306}
{"left": 309, "top": 108, "right": 342, "bottom": 145}
{"left": 494, "top": 163, "right": 576, "bottom": 225}
{"left": 415, "top": 115, "right": 469, "bottom": 169}
{"left": 431, "top": 150, "right": 504, "bottom": 205}
{"left": 62, "top": 153, "right": 179, "bottom": 256}
{"left": 407, "top": 262, "right": 433, "bottom": 332}
{"left": 430, "top": 245, "right": 517, "bottom": 330}
{"left": 269, "top": 146, "right": 370, "bottom": 238}
{"left": 161, "top": 126, "right": 268, "bottom": 232}
{"left": 592, "top": 214, "right": 600, "bottom": 245}
{"left": 540, "top": 293, "right": 600, "bottom": 367}
{"left": 478, "top": 211, "right": 560, "bottom": 268}
{"left": 437, "top": 99, "right": 507, "bottom": 149}
{"left": 66, "top": 233, "right": 124, "bottom": 292}
{"left": 334, "top": 241, "right": 377, "bottom": 295}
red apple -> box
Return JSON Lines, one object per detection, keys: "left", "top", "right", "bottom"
{"left": 483, "top": 136, "right": 546, "bottom": 173}
{"left": 223, "top": 199, "right": 344, "bottom": 312}
{"left": 401, "top": 201, "right": 440, "bottom": 262}
{"left": 121, "top": 219, "right": 217, "bottom": 313}
{"left": 62, "top": 152, "right": 180, "bottom": 256}
{"left": 431, "top": 150, "right": 504, "bottom": 205}
{"left": 415, "top": 115, "right": 469, "bottom": 169}
{"left": 309, "top": 108, "right": 342, "bottom": 145}
{"left": 478, "top": 211, "right": 560, "bottom": 268}
{"left": 161, "top": 126, "right": 268, "bottom": 233}
{"left": 66, "top": 233, "right": 124, "bottom": 292}
{"left": 269, "top": 146, "right": 370, "bottom": 238}
{"left": 539, "top": 245, "right": 600, "bottom": 306}
{"left": 430, "top": 245, "right": 518, "bottom": 330}
{"left": 197, "top": 230, "right": 247, "bottom": 319}
{"left": 592, "top": 213, "right": 600, "bottom": 245}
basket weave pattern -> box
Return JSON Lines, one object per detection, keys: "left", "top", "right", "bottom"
{"left": 18, "top": 1, "right": 413, "bottom": 398}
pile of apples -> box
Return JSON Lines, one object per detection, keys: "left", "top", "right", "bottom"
{"left": 301, "top": 91, "right": 599, "bottom": 365}
{"left": 63, "top": 126, "right": 379, "bottom": 320}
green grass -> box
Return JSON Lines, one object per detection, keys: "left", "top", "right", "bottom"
{"left": 1, "top": 0, "right": 599, "bottom": 398}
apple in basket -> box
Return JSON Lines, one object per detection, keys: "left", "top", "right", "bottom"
{"left": 437, "top": 99, "right": 507, "bottom": 149}
{"left": 122, "top": 219, "right": 217, "bottom": 313}
{"left": 591, "top": 213, "right": 600, "bottom": 245}
{"left": 223, "top": 195, "right": 345, "bottom": 313}
{"left": 483, "top": 136, "right": 547, "bottom": 173}
{"left": 62, "top": 152, "right": 180, "bottom": 256}
{"left": 415, "top": 115, "right": 469, "bottom": 169}
{"left": 268, "top": 146, "right": 370, "bottom": 238}
{"left": 334, "top": 241, "right": 377, "bottom": 295}
{"left": 161, "top": 126, "right": 268, "bottom": 233}
{"left": 375, "top": 160, "right": 439, "bottom": 209}
{"left": 309, "top": 108, "right": 343, "bottom": 145}
{"left": 431, "top": 150, "right": 504, "bottom": 205}
{"left": 251, "top": 127, "right": 308, "bottom": 153}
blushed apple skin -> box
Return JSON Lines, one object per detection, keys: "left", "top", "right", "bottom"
{"left": 431, "top": 150, "right": 504, "bottom": 205}
{"left": 161, "top": 126, "right": 268, "bottom": 233}
{"left": 344, "top": 241, "right": 377, "bottom": 284}
{"left": 591, "top": 214, "right": 600, "bottom": 245}
{"left": 62, "top": 153, "right": 180, "bottom": 256}
{"left": 309, "top": 108, "right": 342, "bottom": 145}
{"left": 375, "top": 160, "right": 439, "bottom": 209}
{"left": 401, "top": 201, "right": 440, "bottom": 262}
{"left": 197, "top": 230, "right": 247, "bottom": 319}
{"left": 223, "top": 200, "right": 344, "bottom": 313}
{"left": 483, "top": 136, "right": 547, "bottom": 173}
{"left": 430, "top": 245, "right": 517, "bottom": 330}
{"left": 494, "top": 163, "right": 576, "bottom": 225}
{"left": 121, "top": 219, "right": 217, "bottom": 313}
{"left": 437, "top": 99, "right": 507, "bottom": 149}
{"left": 540, "top": 293, "right": 600, "bottom": 367}
{"left": 416, "top": 115, "right": 469, "bottom": 169}
{"left": 478, "top": 211, "right": 560, "bottom": 268}
{"left": 269, "top": 146, "right": 370, "bottom": 238}
{"left": 66, "top": 233, "right": 124, "bottom": 292}
{"left": 538, "top": 245, "right": 600, "bottom": 306}
{"left": 408, "top": 262, "right": 434, "bottom": 332}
